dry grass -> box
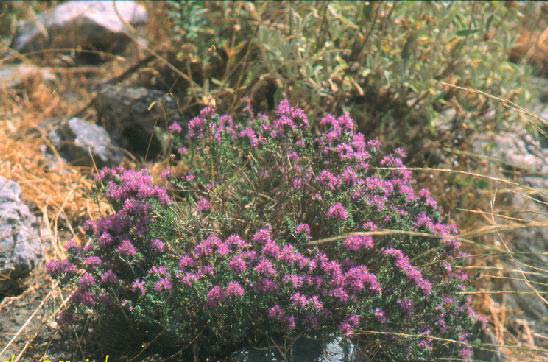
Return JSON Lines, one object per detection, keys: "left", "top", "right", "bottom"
{"left": 0, "top": 76, "right": 97, "bottom": 254}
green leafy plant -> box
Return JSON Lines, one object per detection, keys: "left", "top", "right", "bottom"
{"left": 160, "top": 2, "right": 532, "bottom": 166}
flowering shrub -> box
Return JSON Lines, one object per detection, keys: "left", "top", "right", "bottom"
{"left": 50, "top": 101, "right": 484, "bottom": 360}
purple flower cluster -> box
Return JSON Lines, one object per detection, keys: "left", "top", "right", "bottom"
{"left": 383, "top": 248, "right": 433, "bottom": 295}
{"left": 46, "top": 259, "right": 77, "bottom": 276}
{"left": 196, "top": 197, "right": 211, "bottom": 213}
{"left": 343, "top": 235, "right": 374, "bottom": 251}
{"left": 49, "top": 100, "right": 481, "bottom": 360}
{"left": 326, "top": 203, "right": 348, "bottom": 220}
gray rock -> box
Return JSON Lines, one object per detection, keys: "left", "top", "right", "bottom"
{"left": 0, "top": 64, "right": 55, "bottom": 89}
{"left": 473, "top": 123, "right": 548, "bottom": 347}
{"left": 0, "top": 178, "right": 42, "bottom": 295}
{"left": 473, "top": 127, "right": 548, "bottom": 187}
{"left": 499, "top": 192, "right": 548, "bottom": 338}
{"left": 231, "top": 338, "right": 356, "bottom": 362}
{"left": 432, "top": 108, "right": 458, "bottom": 131}
{"left": 11, "top": 1, "right": 147, "bottom": 56}
{"left": 94, "top": 84, "right": 180, "bottom": 158}
{"left": 49, "top": 117, "right": 124, "bottom": 168}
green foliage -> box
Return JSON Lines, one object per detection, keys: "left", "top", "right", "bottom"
{"left": 163, "top": 2, "right": 532, "bottom": 165}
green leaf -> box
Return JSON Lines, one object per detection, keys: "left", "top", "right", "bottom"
{"left": 456, "top": 29, "right": 479, "bottom": 37}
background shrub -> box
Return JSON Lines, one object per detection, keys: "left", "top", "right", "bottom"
{"left": 157, "top": 2, "right": 532, "bottom": 166}
{"left": 50, "top": 101, "right": 484, "bottom": 361}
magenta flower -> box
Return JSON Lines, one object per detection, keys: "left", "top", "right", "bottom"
{"left": 206, "top": 285, "right": 224, "bottom": 308}
{"left": 331, "top": 287, "right": 349, "bottom": 303}
{"left": 194, "top": 234, "right": 220, "bottom": 256}
{"left": 118, "top": 239, "right": 137, "bottom": 257}
{"left": 254, "top": 257, "right": 277, "bottom": 276}
{"left": 326, "top": 203, "right": 348, "bottom": 220}
{"left": 295, "top": 223, "right": 311, "bottom": 237}
{"left": 362, "top": 221, "right": 377, "bottom": 231}
{"left": 154, "top": 278, "right": 172, "bottom": 293}
{"left": 149, "top": 265, "right": 169, "bottom": 276}
{"left": 398, "top": 299, "right": 414, "bottom": 314}
{"left": 160, "top": 168, "right": 172, "bottom": 180}
{"left": 383, "top": 248, "right": 432, "bottom": 295}
{"left": 131, "top": 279, "right": 146, "bottom": 296}
{"left": 101, "top": 270, "right": 118, "bottom": 284}
{"left": 168, "top": 121, "right": 182, "bottom": 134}
{"left": 287, "top": 316, "right": 297, "bottom": 331}
{"left": 252, "top": 227, "right": 272, "bottom": 244}
{"left": 459, "top": 348, "right": 473, "bottom": 361}
{"left": 196, "top": 197, "right": 211, "bottom": 213}
{"left": 344, "top": 266, "right": 381, "bottom": 294}
{"left": 49, "top": 100, "right": 476, "bottom": 360}
{"left": 226, "top": 234, "right": 248, "bottom": 249}
{"left": 239, "top": 128, "right": 259, "bottom": 148}
{"left": 375, "top": 308, "right": 387, "bottom": 324}
{"left": 83, "top": 255, "right": 102, "bottom": 267}
{"left": 343, "top": 235, "right": 373, "bottom": 251}
{"left": 283, "top": 274, "right": 304, "bottom": 289}
{"left": 262, "top": 240, "right": 281, "bottom": 258}
{"left": 339, "top": 314, "right": 360, "bottom": 336}
{"left": 151, "top": 238, "right": 165, "bottom": 252}
{"left": 290, "top": 292, "right": 308, "bottom": 309}
{"left": 46, "top": 259, "right": 77, "bottom": 276}
{"left": 255, "top": 278, "right": 279, "bottom": 293}
{"left": 179, "top": 255, "right": 195, "bottom": 270}
{"left": 225, "top": 281, "right": 245, "bottom": 298}
{"left": 187, "top": 116, "right": 206, "bottom": 138}
{"left": 98, "top": 232, "right": 114, "bottom": 247}
{"left": 317, "top": 170, "right": 341, "bottom": 191}
{"left": 418, "top": 339, "right": 432, "bottom": 351}
{"left": 267, "top": 304, "right": 285, "bottom": 320}
{"left": 79, "top": 273, "right": 96, "bottom": 288}
{"left": 229, "top": 255, "right": 247, "bottom": 273}
{"left": 63, "top": 239, "right": 80, "bottom": 251}
{"left": 71, "top": 289, "right": 96, "bottom": 307}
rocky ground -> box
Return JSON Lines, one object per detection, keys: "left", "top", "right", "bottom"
{"left": 0, "top": 2, "right": 546, "bottom": 362}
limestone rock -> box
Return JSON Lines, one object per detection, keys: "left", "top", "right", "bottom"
{"left": 0, "top": 178, "right": 42, "bottom": 295}
{"left": 49, "top": 117, "right": 124, "bottom": 168}
{"left": 11, "top": 1, "right": 147, "bottom": 58}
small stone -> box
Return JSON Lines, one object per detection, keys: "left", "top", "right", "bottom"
{"left": 230, "top": 337, "right": 356, "bottom": 362}
{"left": 49, "top": 117, "right": 124, "bottom": 168}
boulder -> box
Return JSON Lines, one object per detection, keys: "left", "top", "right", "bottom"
{"left": 48, "top": 117, "right": 124, "bottom": 168}
{"left": 0, "top": 178, "right": 42, "bottom": 295}
{"left": 499, "top": 191, "right": 548, "bottom": 338}
{"left": 93, "top": 84, "right": 181, "bottom": 158}
{"left": 11, "top": 1, "right": 147, "bottom": 58}
{"left": 473, "top": 125, "right": 548, "bottom": 346}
